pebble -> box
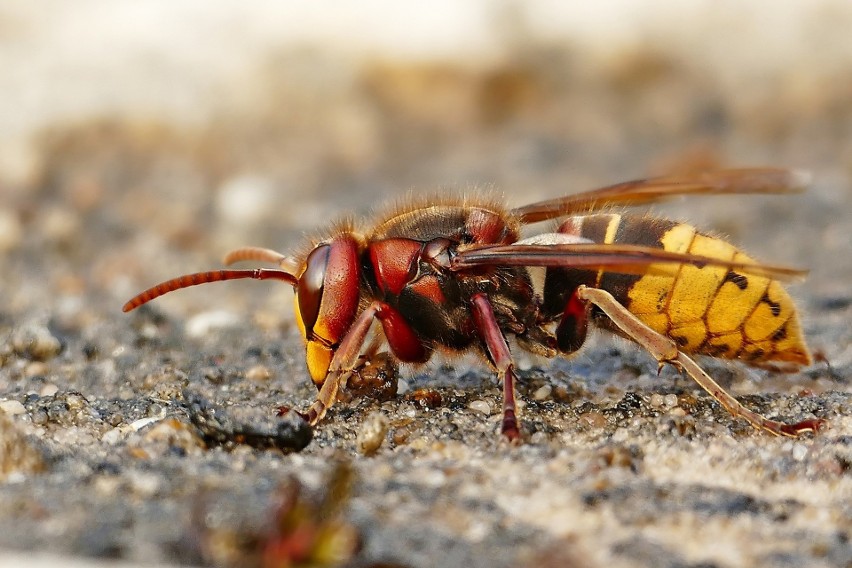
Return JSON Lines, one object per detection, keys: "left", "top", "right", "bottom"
{"left": 405, "top": 388, "right": 443, "bottom": 409}
{"left": 532, "top": 384, "right": 552, "bottom": 401}
{"left": 356, "top": 411, "right": 389, "bottom": 456}
{"left": 791, "top": 443, "right": 808, "bottom": 461}
{"left": 468, "top": 400, "right": 492, "bottom": 415}
{"left": 129, "top": 416, "right": 164, "bottom": 432}
{"left": 611, "top": 427, "right": 630, "bottom": 442}
{"left": 245, "top": 365, "right": 272, "bottom": 382}
{"left": 101, "top": 427, "right": 124, "bottom": 445}
{"left": 11, "top": 326, "right": 63, "bottom": 361}
{"left": 39, "top": 384, "right": 59, "bottom": 397}
{"left": 150, "top": 381, "right": 184, "bottom": 401}
{"left": 578, "top": 411, "right": 608, "bottom": 429}
{"left": 93, "top": 475, "right": 122, "bottom": 496}
{"left": 127, "top": 471, "right": 161, "bottom": 497}
{"left": 141, "top": 418, "right": 206, "bottom": 454}
{"left": 185, "top": 310, "right": 241, "bottom": 338}
{"left": 64, "top": 393, "right": 87, "bottom": 411}
{"left": 30, "top": 410, "right": 48, "bottom": 426}
{"left": 0, "top": 401, "right": 26, "bottom": 416}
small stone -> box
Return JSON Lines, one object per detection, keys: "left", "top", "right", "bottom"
{"left": 150, "top": 381, "right": 184, "bottom": 401}
{"left": 0, "top": 401, "right": 26, "bottom": 416}
{"left": 664, "top": 394, "right": 679, "bottom": 408}
{"left": 532, "top": 384, "right": 552, "bottom": 401}
{"left": 11, "top": 326, "right": 63, "bottom": 361}
{"left": 93, "top": 475, "right": 122, "bottom": 495}
{"left": 245, "top": 365, "right": 272, "bottom": 382}
{"left": 649, "top": 393, "right": 665, "bottom": 408}
{"left": 468, "top": 400, "right": 492, "bottom": 415}
{"left": 396, "top": 378, "right": 411, "bottom": 396}
{"left": 185, "top": 310, "right": 241, "bottom": 338}
{"left": 127, "top": 471, "right": 161, "bottom": 497}
{"left": 399, "top": 404, "right": 417, "bottom": 419}
{"left": 791, "top": 443, "right": 808, "bottom": 461}
{"left": 356, "top": 412, "right": 389, "bottom": 456}
{"left": 391, "top": 424, "right": 415, "bottom": 446}
{"left": 611, "top": 427, "right": 630, "bottom": 442}
{"left": 39, "top": 384, "right": 59, "bottom": 397}
{"left": 141, "top": 418, "right": 206, "bottom": 455}
{"left": 404, "top": 388, "right": 443, "bottom": 409}
{"left": 129, "top": 416, "right": 164, "bottom": 432}
{"left": 101, "top": 427, "right": 124, "bottom": 445}
{"left": 578, "top": 411, "right": 608, "bottom": 429}
{"left": 64, "top": 393, "right": 87, "bottom": 411}
{"left": 30, "top": 410, "right": 48, "bottom": 426}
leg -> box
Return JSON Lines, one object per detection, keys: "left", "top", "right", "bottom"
{"left": 471, "top": 294, "right": 522, "bottom": 442}
{"left": 304, "top": 301, "right": 429, "bottom": 425}
{"left": 304, "top": 303, "right": 382, "bottom": 425}
{"left": 576, "top": 285, "right": 825, "bottom": 437}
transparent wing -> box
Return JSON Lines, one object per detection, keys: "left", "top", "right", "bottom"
{"left": 512, "top": 168, "right": 810, "bottom": 223}
{"left": 452, "top": 242, "right": 806, "bottom": 281}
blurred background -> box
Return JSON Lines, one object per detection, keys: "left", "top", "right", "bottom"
{"left": 1, "top": 0, "right": 850, "bottom": 318}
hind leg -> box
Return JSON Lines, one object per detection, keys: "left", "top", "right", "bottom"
{"left": 575, "top": 285, "right": 825, "bottom": 436}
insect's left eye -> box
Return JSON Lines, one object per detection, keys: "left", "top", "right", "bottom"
{"left": 423, "top": 238, "right": 454, "bottom": 269}
{"left": 297, "top": 244, "right": 330, "bottom": 337}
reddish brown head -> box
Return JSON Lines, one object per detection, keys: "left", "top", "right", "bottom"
{"left": 293, "top": 234, "right": 362, "bottom": 386}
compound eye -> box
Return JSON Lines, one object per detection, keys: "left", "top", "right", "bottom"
{"left": 423, "top": 238, "right": 454, "bottom": 269}
{"left": 297, "top": 244, "right": 330, "bottom": 336}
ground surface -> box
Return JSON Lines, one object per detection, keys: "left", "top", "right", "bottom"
{"left": 1, "top": 4, "right": 851, "bottom": 568}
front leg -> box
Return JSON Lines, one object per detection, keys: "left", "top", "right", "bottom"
{"left": 304, "top": 303, "right": 383, "bottom": 426}
{"left": 471, "top": 293, "right": 522, "bottom": 442}
{"left": 305, "top": 301, "right": 429, "bottom": 426}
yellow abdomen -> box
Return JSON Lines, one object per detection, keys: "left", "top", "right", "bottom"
{"left": 576, "top": 213, "right": 812, "bottom": 367}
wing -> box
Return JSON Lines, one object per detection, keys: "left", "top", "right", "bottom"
{"left": 451, "top": 243, "right": 806, "bottom": 281}
{"left": 512, "top": 168, "right": 810, "bottom": 223}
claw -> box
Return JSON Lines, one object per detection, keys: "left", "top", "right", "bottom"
{"left": 778, "top": 417, "right": 828, "bottom": 436}
{"left": 277, "top": 406, "right": 311, "bottom": 423}
{"left": 657, "top": 359, "right": 682, "bottom": 375}
{"left": 500, "top": 411, "right": 522, "bottom": 444}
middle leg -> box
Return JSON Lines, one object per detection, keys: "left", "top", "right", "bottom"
{"left": 471, "top": 293, "right": 522, "bottom": 442}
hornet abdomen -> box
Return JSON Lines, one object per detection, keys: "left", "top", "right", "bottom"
{"left": 550, "top": 213, "right": 811, "bottom": 367}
